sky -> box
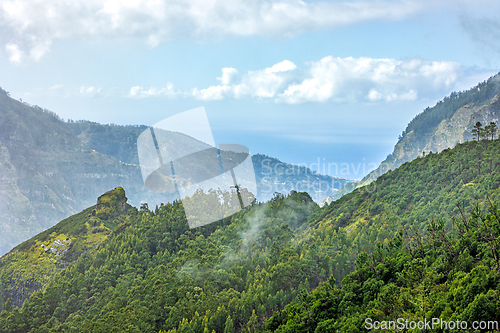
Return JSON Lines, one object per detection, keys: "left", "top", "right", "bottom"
{"left": 1, "top": 0, "right": 500, "bottom": 179}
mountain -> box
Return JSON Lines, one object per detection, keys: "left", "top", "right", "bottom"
{"left": 1, "top": 137, "right": 499, "bottom": 332}
{"left": 0, "top": 90, "right": 350, "bottom": 256}
{"left": 0, "top": 187, "right": 131, "bottom": 309}
{"left": 0, "top": 88, "right": 148, "bottom": 255}
{"left": 65, "top": 120, "right": 352, "bottom": 202}
{"left": 251, "top": 154, "right": 350, "bottom": 202}
{"left": 66, "top": 121, "right": 147, "bottom": 165}
{"left": 323, "top": 71, "right": 500, "bottom": 204}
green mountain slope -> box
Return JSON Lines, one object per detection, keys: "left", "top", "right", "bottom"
{"left": 325, "top": 71, "right": 500, "bottom": 203}
{"left": 264, "top": 200, "right": 500, "bottom": 332}
{"left": 1, "top": 137, "right": 499, "bottom": 332}
{"left": 0, "top": 188, "right": 131, "bottom": 309}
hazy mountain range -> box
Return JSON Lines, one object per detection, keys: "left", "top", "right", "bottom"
{"left": 0, "top": 90, "right": 350, "bottom": 255}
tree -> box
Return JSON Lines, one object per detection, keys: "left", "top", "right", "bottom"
{"left": 224, "top": 315, "right": 235, "bottom": 333}
{"left": 3, "top": 299, "right": 12, "bottom": 312}
{"left": 487, "top": 121, "right": 497, "bottom": 140}
{"left": 472, "top": 122, "right": 483, "bottom": 140}
{"left": 246, "top": 310, "right": 258, "bottom": 333}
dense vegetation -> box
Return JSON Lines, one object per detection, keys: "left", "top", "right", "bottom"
{"left": 317, "top": 139, "right": 500, "bottom": 236}
{"left": 0, "top": 191, "right": 319, "bottom": 333}
{"left": 264, "top": 201, "right": 500, "bottom": 332}
{"left": 0, "top": 188, "right": 131, "bottom": 309}
{"left": 0, "top": 136, "right": 500, "bottom": 332}
{"left": 1, "top": 139, "right": 499, "bottom": 332}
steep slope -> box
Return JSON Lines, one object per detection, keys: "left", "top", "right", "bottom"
{"left": 252, "top": 154, "right": 351, "bottom": 202}
{"left": 0, "top": 188, "right": 132, "bottom": 309}
{"left": 67, "top": 121, "right": 147, "bottom": 165}
{"left": 264, "top": 201, "right": 500, "bottom": 332}
{"left": 325, "top": 71, "right": 500, "bottom": 203}
{"left": 0, "top": 89, "right": 149, "bottom": 255}
{"left": 1, "top": 139, "right": 499, "bottom": 332}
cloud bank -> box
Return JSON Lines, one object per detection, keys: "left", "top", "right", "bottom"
{"left": 187, "top": 57, "right": 462, "bottom": 103}
{"left": 1, "top": 0, "right": 424, "bottom": 63}
{"left": 33, "top": 56, "right": 465, "bottom": 103}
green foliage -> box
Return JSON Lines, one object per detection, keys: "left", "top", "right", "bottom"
{"left": 263, "top": 201, "right": 500, "bottom": 332}
{"left": 2, "top": 140, "right": 500, "bottom": 332}
{"left": 0, "top": 191, "right": 319, "bottom": 333}
{"left": 0, "top": 188, "right": 132, "bottom": 310}
{"left": 472, "top": 121, "right": 484, "bottom": 140}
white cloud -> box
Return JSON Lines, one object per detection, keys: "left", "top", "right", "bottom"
{"left": 217, "top": 68, "right": 238, "bottom": 85}
{"left": 80, "top": 86, "right": 102, "bottom": 97}
{"left": 0, "top": 0, "right": 425, "bottom": 63}
{"left": 192, "top": 85, "right": 230, "bottom": 101}
{"left": 192, "top": 60, "right": 297, "bottom": 101}
{"left": 192, "top": 57, "right": 463, "bottom": 103}
{"left": 266, "top": 60, "right": 297, "bottom": 73}
{"left": 128, "top": 83, "right": 179, "bottom": 98}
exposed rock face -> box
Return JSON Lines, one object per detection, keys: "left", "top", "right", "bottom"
{"left": 94, "top": 187, "right": 128, "bottom": 221}
{"left": 47, "top": 239, "right": 70, "bottom": 256}
{"left": 0, "top": 140, "right": 40, "bottom": 249}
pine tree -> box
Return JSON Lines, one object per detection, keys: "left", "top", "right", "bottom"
{"left": 488, "top": 121, "right": 498, "bottom": 140}
{"left": 224, "top": 315, "right": 235, "bottom": 333}
{"left": 246, "top": 310, "right": 258, "bottom": 333}
{"left": 472, "top": 122, "right": 483, "bottom": 140}
{"left": 3, "top": 299, "right": 12, "bottom": 312}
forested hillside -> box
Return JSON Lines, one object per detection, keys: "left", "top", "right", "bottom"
{"left": 264, "top": 200, "right": 500, "bottom": 332}
{"left": 326, "top": 71, "right": 500, "bottom": 203}
{"left": 67, "top": 121, "right": 148, "bottom": 165}
{"left": 1, "top": 137, "right": 499, "bottom": 332}
{"left": 0, "top": 188, "right": 131, "bottom": 309}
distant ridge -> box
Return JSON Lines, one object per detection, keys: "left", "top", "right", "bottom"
{"left": 324, "top": 71, "right": 500, "bottom": 203}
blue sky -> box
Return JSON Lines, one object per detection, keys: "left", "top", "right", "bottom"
{"left": 1, "top": 0, "right": 500, "bottom": 178}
